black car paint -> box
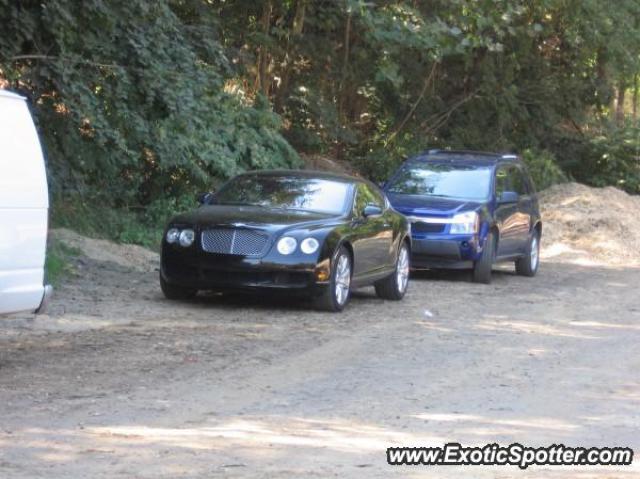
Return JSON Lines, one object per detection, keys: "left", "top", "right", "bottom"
{"left": 161, "top": 171, "right": 410, "bottom": 296}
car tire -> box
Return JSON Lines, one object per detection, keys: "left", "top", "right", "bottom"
{"left": 314, "top": 246, "right": 352, "bottom": 312}
{"left": 515, "top": 230, "right": 540, "bottom": 277}
{"left": 472, "top": 231, "right": 495, "bottom": 284}
{"left": 375, "top": 242, "right": 410, "bottom": 300}
{"left": 160, "top": 274, "right": 197, "bottom": 300}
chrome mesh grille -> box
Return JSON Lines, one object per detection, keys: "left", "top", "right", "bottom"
{"left": 201, "top": 228, "right": 269, "bottom": 256}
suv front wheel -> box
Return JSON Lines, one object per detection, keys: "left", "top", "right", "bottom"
{"left": 473, "top": 232, "right": 495, "bottom": 284}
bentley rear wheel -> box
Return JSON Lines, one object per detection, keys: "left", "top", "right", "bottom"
{"left": 314, "top": 246, "right": 351, "bottom": 312}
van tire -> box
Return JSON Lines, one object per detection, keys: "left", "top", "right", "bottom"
{"left": 473, "top": 232, "right": 495, "bottom": 284}
{"left": 160, "top": 274, "right": 197, "bottom": 300}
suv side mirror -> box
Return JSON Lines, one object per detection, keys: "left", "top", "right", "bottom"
{"left": 197, "top": 191, "right": 214, "bottom": 205}
{"left": 363, "top": 204, "right": 383, "bottom": 217}
{"left": 498, "top": 191, "right": 519, "bottom": 204}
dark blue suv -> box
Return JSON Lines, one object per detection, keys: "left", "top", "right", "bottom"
{"left": 384, "top": 150, "right": 542, "bottom": 283}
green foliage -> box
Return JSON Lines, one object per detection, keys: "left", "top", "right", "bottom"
{"left": 0, "top": 0, "right": 300, "bottom": 207}
{"left": 52, "top": 193, "right": 198, "bottom": 250}
{"left": 580, "top": 123, "right": 640, "bottom": 194}
{"left": 3, "top": 0, "right": 640, "bottom": 249}
{"left": 45, "top": 239, "right": 81, "bottom": 286}
{"left": 521, "top": 149, "right": 568, "bottom": 191}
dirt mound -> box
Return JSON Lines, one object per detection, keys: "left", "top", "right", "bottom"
{"left": 301, "top": 153, "right": 358, "bottom": 176}
{"left": 539, "top": 182, "right": 640, "bottom": 266}
{"left": 51, "top": 228, "right": 159, "bottom": 272}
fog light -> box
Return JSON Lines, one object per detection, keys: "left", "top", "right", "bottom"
{"left": 315, "top": 259, "right": 330, "bottom": 282}
{"left": 316, "top": 269, "right": 329, "bottom": 281}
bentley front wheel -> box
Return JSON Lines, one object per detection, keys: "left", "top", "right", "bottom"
{"left": 375, "top": 242, "right": 410, "bottom": 300}
{"left": 314, "top": 246, "right": 352, "bottom": 312}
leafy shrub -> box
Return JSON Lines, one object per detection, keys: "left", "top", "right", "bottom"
{"left": 45, "top": 239, "right": 81, "bottom": 286}
{"left": 521, "top": 149, "right": 568, "bottom": 191}
{"left": 582, "top": 123, "right": 640, "bottom": 194}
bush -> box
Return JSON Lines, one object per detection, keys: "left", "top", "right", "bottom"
{"left": 583, "top": 123, "right": 640, "bottom": 194}
{"left": 521, "top": 149, "right": 568, "bottom": 191}
{"left": 45, "top": 239, "right": 81, "bottom": 286}
{"left": 52, "top": 193, "right": 200, "bottom": 250}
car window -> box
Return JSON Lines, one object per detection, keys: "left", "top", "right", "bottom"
{"left": 354, "top": 182, "right": 383, "bottom": 215}
{"left": 215, "top": 175, "right": 351, "bottom": 214}
{"left": 495, "top": 167, "right": 510, "bottom": 196}
{"left": 510, "top": 167, "right": 529, "bottom": 195}
{"left": 387, "top": 162, "right": 492, "bottom": 201}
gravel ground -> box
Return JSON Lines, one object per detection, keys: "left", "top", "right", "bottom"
{"left": 1, "top": 237, "right": 639, "bottom": 478}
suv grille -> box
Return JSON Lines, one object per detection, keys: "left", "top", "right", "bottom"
{"left": 411, "top": 221, "right": 446, "bottom": 234}
{"left": 201, "top": 228, "right": 269, "bottom": 256}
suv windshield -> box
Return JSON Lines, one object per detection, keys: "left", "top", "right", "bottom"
{"left": 214, "top": 174, "right": 350, "bottom": 214}
{"left": 387, "top": 162, "right": 492, "bottom": 200}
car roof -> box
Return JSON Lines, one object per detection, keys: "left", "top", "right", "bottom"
{"left": 238, "top": 168, "right": 363, "bottom": 184}
{"left": 406, "top": 149, "right": 520, "bottom": 167}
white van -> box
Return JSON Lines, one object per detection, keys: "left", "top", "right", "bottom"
{"left": 0, "top": 89, "right": 52, "bottom": 315}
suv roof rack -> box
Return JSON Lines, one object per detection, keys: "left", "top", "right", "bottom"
{"left": 418, "top": 149, "right": 519, "bottom": 160}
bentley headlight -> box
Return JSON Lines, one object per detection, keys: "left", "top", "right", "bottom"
{"left": 166, "top": 228, "right": 180, "bottom": 244}
{"left": 179, "top": 229, "right": 195, "bottom": 247}
{"left": 300, "top": 237, "right": 320, "bottom": 254}
{"left": 450, "top": 211, "right": 479, "bottom": 234}
{"left": 277, "top": 236, "right": 297, "bottom": 255}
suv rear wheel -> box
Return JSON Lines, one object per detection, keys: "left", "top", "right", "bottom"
{"left": 515, "top": 230, "right": 540, "bottom": 277}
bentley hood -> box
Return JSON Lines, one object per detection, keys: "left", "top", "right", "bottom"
{"left": 170, "top": 205, "right": 338, "bottom": 233}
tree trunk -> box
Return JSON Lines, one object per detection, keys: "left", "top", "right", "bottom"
{"left": 255, "top": 0, "right": 273, "bottom": 97}
{"left": 337, "top": 6, "right": 352, "bottom": 124}
{"left": 274, "top": 0, "right": 307, "bottom": 112}
{"left": 633, "top": 73, "right": 638, "bottom": 122}
{"left": 615, "top": 79, "right": 626, "bottom": 126}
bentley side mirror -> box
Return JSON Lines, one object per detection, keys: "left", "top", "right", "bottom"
{"left": 197, "top": 191, "right": 214, "bottom": 205}
{"left": 497, "top": 191, "right": 519, "bottom": 204}
{"left": 363, "top": 204, "right": 383, "bottom": 217}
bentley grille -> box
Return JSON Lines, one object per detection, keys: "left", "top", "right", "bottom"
{"left": 201, "top": 228, "right": 269, "bottom": 256}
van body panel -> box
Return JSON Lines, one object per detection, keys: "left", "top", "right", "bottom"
{"left": 0, "top": 90, "right": 50, "bottom": 314}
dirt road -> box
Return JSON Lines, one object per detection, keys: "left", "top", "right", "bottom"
{"left": 1, "top": 239, "right": 639, "bottom": 478}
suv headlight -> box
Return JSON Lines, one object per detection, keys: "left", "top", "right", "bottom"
{"left": 450, "top": 211, "right": 479, "bottom": 234}
{"left": 277, "top": 236, "right": 297, "bottom": 255}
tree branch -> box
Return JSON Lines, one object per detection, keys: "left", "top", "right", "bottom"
{"left": 385, "top": 62, "right": 438, "bottom": 146}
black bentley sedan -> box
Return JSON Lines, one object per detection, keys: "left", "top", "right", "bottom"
{"left": 160, "top": 170, "right": 411, "bottom": 311}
